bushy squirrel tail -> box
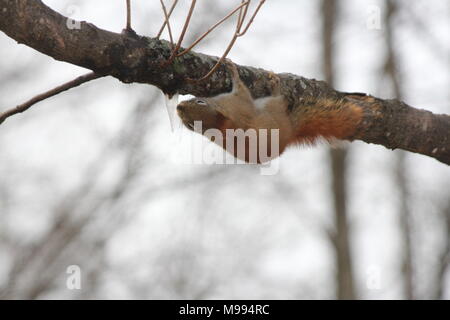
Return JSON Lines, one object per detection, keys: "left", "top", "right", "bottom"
{"left": 291, "top": 93, "right": 366, "bottom": 145}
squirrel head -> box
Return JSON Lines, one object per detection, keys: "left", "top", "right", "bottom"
{"left": 177, "top": 97, "right": 230, "bottom": 133}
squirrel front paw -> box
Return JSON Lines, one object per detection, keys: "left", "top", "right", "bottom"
{"left": 267, "top": 71, "right": 282, "bottom": 96}
{"left": 224, "top": 59, "right": 240, "bottom": 83}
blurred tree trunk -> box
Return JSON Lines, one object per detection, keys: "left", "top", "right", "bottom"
{"left": 384, "top": 0, "right": 414, "bottom": 300}
{"left": 432, "top": 198, "right": 450, "bottom": 300}
{"left": 321, "top": 0, "right": 356, "bottom": 300}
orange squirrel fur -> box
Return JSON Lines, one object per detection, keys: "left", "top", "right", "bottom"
{"left": 177, "top": 62, "right": 363, "bottom": 163}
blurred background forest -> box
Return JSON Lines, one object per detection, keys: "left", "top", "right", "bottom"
{"left": 0, "top": 0, "right": 449, "bottom": 299}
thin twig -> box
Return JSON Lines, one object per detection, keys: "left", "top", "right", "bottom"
{"left": 187, "top": 14, "right": 243, "bottom": 82}
{"left": 187, "top": 0, "right": 265, "bottom": 82}
{"left": 237, "top": 0, "right": 250, "bottom": 31}
{"left": 156, "top": 0, "right": 179, "bottom": 39}
{"left": 126, "top": 0, "right": 132, "bottom": 30}
{"left": 237, "top": 0, "right": 265, "bottom": 36}
{"left": 164, "top": 0, "right": 197, "bottom": 66}
{"left": 177, "top": 1, "right": 249, "bottom": 57}
{"left": 159, "top": 0, "right": 175, "bottom": 47}
{"left": 156, "top": 0, "right": 264, "bottom": 81}
{"left": 187, "top": 33, "right": 240, "bottom": 82}
{"left": 0, "top": 72, "right": 103, "bottom": 125}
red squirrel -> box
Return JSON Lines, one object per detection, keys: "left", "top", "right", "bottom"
{"left": 177, "top": 61, "right": 363, "bottom": 163}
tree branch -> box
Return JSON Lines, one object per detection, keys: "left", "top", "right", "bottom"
{"left": 0, "top": 0, "right": 449, "bottom": 164}
{"left": 0, "top": 72, "right": 102, "bottom": 125}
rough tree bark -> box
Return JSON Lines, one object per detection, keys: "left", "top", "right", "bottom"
{"left": 0, "top": 0, "right": 449, "bottom": 164}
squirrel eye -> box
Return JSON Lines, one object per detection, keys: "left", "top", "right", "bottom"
{"left": 196, "top": 99, "right": 207, "bottom": 105}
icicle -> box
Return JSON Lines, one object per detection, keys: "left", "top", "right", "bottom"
{"left": 164, "top": 92, "right": 190, "bottom": 164}
{"left": 164, "top": 93, "right": 180, "bottom": 132}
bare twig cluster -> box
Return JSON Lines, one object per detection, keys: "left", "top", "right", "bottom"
{"left": 155, "top": 0, "right": 266, "bottom": 81}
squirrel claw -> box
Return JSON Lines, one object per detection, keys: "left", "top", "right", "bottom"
{"left": 267, "top": 71, "right": 282, "bottom": 96}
